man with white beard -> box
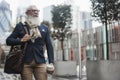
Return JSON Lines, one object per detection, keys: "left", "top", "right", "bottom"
{"left": 6, "top": 5, "right": 54, "bottom": 80}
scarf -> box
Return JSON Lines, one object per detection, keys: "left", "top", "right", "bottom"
{"left": 26, "top": 20, "right": 42, "bottom": 43}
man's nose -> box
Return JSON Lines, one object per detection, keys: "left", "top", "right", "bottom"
{"left": 34, "top": 11, "right": 38, "bottom": 14}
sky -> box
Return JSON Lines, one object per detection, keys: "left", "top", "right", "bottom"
{"left": 0, "top": 0, "right": 101, "bottom": 27}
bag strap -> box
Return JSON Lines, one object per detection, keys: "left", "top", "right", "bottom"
{"left": 9, "top": 24, "right": 29, "bottom": 53}
{"left": 22, "top": 26, "right": 28, "bottom": 53}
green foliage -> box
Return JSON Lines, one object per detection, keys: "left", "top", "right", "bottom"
{"left": 51, "top": 5, "right": 72, "bottom": 41}
{"left": 90, "top": 0, "right": 120, "bottom": 23}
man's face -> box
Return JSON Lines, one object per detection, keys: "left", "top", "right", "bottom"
{"left": 26, "top": 6, "right": 39, "bottom": 17}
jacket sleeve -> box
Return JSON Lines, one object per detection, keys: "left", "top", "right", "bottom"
{"left": 45, "top": 27, "right": 54, "bottom": 64}
{"left": 6, "top": 23, "right": 24, "bottom": 46}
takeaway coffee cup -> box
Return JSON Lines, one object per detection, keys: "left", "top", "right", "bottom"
{"left": 46, "top": 63, "right": 54, "bottom": 74}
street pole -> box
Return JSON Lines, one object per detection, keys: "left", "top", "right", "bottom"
{"left": 78, "top": 28, "right": 82, "bottom": 79}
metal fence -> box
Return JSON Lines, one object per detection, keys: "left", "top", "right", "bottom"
{"left": 81, "top": 21, "right": 120, "bottom": 60}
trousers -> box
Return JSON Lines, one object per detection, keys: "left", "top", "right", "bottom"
{"left": 21, "top": 60, "right": 47, "bottom": 80}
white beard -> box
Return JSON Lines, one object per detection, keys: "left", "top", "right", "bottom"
{"left": 26, "top": 16, "right": 42, "bottom": 43}
{"left": 27, "top": 16, "right": 40, "bottom": 26}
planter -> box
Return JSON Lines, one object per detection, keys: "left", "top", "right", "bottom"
{"left": 86, "top": 60, "right": 120, "bottom": 80}
{"left": 54, "top": 61, "right": 77, "bottom": 76}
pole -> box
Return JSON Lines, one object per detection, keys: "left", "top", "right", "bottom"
{"left": 78, "top": 28, "right": 82, "bottom": 79}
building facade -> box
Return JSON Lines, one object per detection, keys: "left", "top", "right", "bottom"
{"left": 0, "top": 0, "right": 12, "bottom": 44}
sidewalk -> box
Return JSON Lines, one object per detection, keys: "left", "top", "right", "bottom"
{"left": 0, "top": 65, "right": 87, "bottom": 80}
{"left": 0, "top": 68, "right": 80, "bottom": 80}
{"left": 48, "top": 75, "right": 80, "bottom": 80}
{"left": 49, "top": 75, "right": 87, "bottom": 80}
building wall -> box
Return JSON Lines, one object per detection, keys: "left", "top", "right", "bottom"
{"left": 0, "top": 0, "right": 12, "bottom": 44}
{"left": 43, "top": 5, "right": 53, "bottom": 23}
{"left": 78, "top": 11, "right": 92, "bottom": 30}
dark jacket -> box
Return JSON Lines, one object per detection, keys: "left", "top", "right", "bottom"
{"left": 6, "top": 22, "right": 54, "bottom": 64}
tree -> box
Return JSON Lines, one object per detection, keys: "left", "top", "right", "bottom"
{"left": 51, "top": 5, "right": 72, "bottom": 61}
{"left": 90, "top": 0, "right": 120, "bottom": 23}
{"left": 90, "top": 0, "right": 120, "bottom": 59}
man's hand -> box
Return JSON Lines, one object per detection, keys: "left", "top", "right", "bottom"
{"left": 47, "top": 63, "right": 55, "bottom": 75}
{"left": 21, "top": 34, "right": 31, "bottom": 42}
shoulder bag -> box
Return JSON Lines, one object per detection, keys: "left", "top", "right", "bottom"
{"left": 4, "top": 26, "right": 28, "bottom": 74}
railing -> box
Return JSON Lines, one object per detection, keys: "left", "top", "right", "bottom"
{"left": 81, "top": 22, "right": 120, "bottom": 60}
